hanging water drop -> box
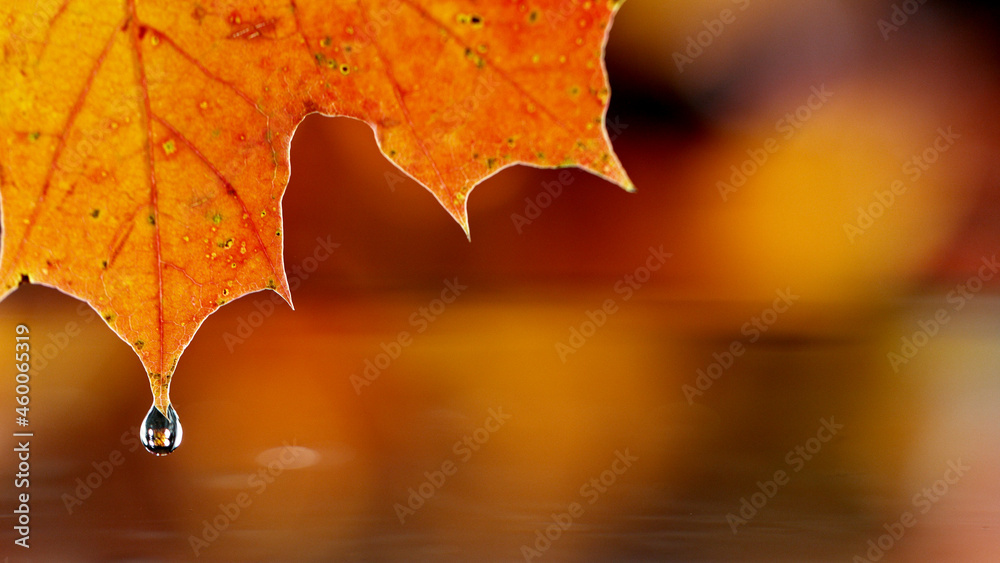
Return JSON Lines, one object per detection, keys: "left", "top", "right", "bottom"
{"left": 140, "top": 403, "right": 183, "bottom": 455}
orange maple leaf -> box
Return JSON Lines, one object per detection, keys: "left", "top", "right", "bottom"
{"left": 0, "top": 0, "right": 631, "bottom": 433}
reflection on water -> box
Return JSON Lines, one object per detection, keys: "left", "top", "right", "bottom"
{"left": 1, "top": 291, "right": 997, "bottom": 561}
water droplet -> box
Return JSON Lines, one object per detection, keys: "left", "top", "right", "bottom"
{"left": 140, "top": 404, "right": 183, "bottom": 455}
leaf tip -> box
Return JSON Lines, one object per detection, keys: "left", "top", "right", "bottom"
{"left": 604, "top": 147, "right": 635, "bottom": 193}
{"left": 436, "top": 187, "right": 473, "bottom": 240}
{"left": 617, "top": 172, "right": 637, "bottom": 194}
{"left": 582, "top": 153, "right": 635, "bottom": 195}
{"left": 276, "top": 283, "right": 295, "bottom": 311}
{"left": 264, "top": 276, "right": 295, "bottom": 310}
{"left": 450, "top": 205, "right": 472, "bottom": 241}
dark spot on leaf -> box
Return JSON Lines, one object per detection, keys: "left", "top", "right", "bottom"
{"left": 101, "top": 260, "right": 108, "bottom": 269}
{"left": 137, "top": 26, "right": 148, "bottom": 39}
{"left": 134, "top": 340, "right": 145, "bottom": 349}
{"left": 148, "top": 214, "right": 156, "bottom": 226}
{"left": 463, "top": 48, "right": 484, "bottom": 68}
{"left": 90, "top": 208, "right": 100, "bottom": 218}
{"left": 29, "top": 131, "right": 40, "bottom": 141}
{"left": 267, "top": 279, "right": 277, "bottom": 289}
{"left": 226, "top": 185, "right": 237, "bottom": 196}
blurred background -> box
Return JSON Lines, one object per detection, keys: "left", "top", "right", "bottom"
{"left": 2, "top": 0, "right": 1000, "bottom": 560}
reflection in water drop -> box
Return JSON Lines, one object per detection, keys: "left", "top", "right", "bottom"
{"left": 140, "top": 404, "right": 183, "bottom": 455}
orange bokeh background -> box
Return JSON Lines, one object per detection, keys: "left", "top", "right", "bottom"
{"left": 2, "top": 1, "right": 999, "bottom": 561}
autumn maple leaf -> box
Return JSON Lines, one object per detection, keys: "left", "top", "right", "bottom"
{"left": 0, "top": 0, "right": 631, "bottom": 449}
